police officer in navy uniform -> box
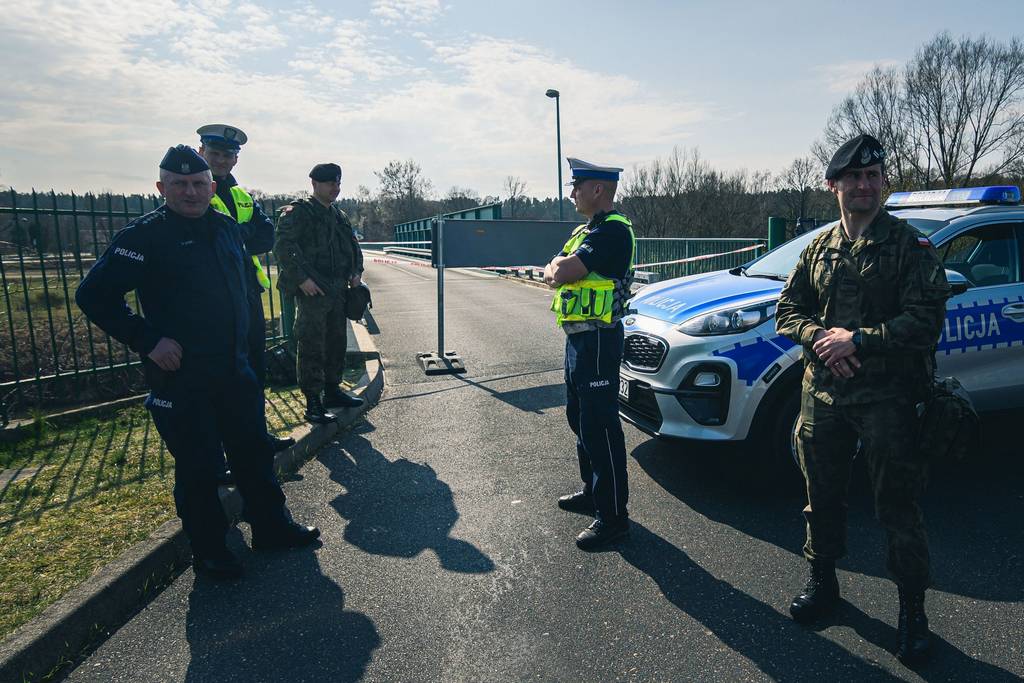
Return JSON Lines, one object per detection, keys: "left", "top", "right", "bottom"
{"left": 76, "top": 146, "right": 320, "bottom": 580}
{"left": 544, "top": 158, "right": 636, "bottom": 550}
{"left": 197, "top": 124, "right": 295, "bottom": 463}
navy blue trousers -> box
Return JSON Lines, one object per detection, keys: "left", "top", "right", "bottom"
{"left": 146, "top": 365, "right": 287, "bottom": 555}
{"left": 564, "top": 324, "right": 629, "bottom": 521}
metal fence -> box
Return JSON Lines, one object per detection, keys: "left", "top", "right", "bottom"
{"left": 393, "top": 202, "right": 503, "bottom": 242}
{"left": 0, "top": 189, "right": 296, "bottom": 421}
{"left": 635, "top": 237, "right": 766, "bottom": 280}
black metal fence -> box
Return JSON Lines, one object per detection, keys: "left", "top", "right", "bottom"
{"left": 0, "top": 189, "right": 293, "bottom": 424}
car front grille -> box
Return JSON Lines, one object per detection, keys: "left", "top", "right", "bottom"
{"left": 623, "top": 333, "right": 667, "bottom": 372}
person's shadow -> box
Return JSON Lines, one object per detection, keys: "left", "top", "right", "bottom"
{"left": 322, "top": 422, "right": 494, "bottom": 574}
{"left": 620, "top": 522, "right": 1020, "bottom": 682}
{"left": 184, "top": 529, "right": 380, "bottom": 683}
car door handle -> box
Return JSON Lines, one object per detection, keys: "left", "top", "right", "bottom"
{"left": 1000, "top": 303, "right": 1024, "bottom": 322}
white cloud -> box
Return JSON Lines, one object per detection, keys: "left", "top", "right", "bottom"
{"left": 813, "top": 59, "right": 901, "bottom": 94}
{"left": 0, "top": 1, "right": 714, "bottom": 199}
{"left": 370, "top": 0, "right": 444, "bottom": 26}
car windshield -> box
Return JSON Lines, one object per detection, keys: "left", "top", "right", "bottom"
{"left": 744, "top": 217, "right": 949, "bottom": 279}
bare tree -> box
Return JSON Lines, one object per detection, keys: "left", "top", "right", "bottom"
{"left": 374, "top": 159, "right": 433, "bottom": 226}
{"left": 442, "top": 186, "right": 481, "bottom": 213}
{"left": 503, "top": 176, "right": 528, "bottom": 217}
{"left": 819, "top": 33, "right": 1024, "bottom": 189}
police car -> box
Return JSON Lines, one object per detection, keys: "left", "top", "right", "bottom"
{"left": 618, "top": 185, "right": 1024, "bottom": 465}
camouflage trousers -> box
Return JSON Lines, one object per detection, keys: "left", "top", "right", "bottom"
{"left": 294, "top": 290, "right": 348, "bottom": 395}
{"left": 796, "top": 392, "right": 931, "bottom": 589}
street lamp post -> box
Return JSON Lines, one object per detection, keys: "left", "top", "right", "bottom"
{"left": 545, "top": 88, "right": 563, "bottom": 220}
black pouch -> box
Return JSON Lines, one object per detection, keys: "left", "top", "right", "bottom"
{"left": 265, "top": 342, "right": 297, "bottom": 387}
{"left": 345, "top": 282, "right": 372, "bottom": 321}
{"left": 917, "top": 377, "right": 980, "bottom": 462}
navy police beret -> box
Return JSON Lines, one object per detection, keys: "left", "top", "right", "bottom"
{"left": 197, "top": 123, "right": 248, "bottom": 151}
{"left": 309, "top": 163, "right": 342, "bottom": 182}
{"left": 825, "top": 134, "right": 886, "bottom": 180}
{"left": 159, "top": 145, "right": 210, "bottom": 175}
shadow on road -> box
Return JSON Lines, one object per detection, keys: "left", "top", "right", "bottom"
{"left": 630, "top": 411, "right": 1024, "bottom": 602}
{"left": 322, "top": 421, "right": 494, "bottom": 574}
{"left": 184, "top": 532, "right": 380, "bottom": 683}
{"left": 619, "top": 522, "right": 1018, "bottom": 682}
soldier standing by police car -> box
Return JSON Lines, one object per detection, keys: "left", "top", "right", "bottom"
{"left": 76, "top": 146, "right": 320, "bottom": 580}
{"left": 544, "top": 158, "right": 636, "bottom": 551}
{"left": 273, "top": 163, "right": 364, "bottom": 424}
{"left": 775, "top": 134, "right": 951, "bottom": 665}
{"left": 197, "top": 124, "right": 294, "bottom": 468}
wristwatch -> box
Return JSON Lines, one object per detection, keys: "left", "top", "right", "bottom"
{"left": 851, "top": 329, "right": 862, "bottom": 350}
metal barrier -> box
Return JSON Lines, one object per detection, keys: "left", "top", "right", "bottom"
{"left": 0, "top": 189, "right": 296, "bottom": 419}
{"left": 392, "top": 203, "right": 502, "bottom": 243}
{"left": 634, "top": 238, "right": 766, "bottom": 280}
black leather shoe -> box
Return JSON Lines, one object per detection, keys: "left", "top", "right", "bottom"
{"left": 214, "top": 469, "right": 234, "bottom": 487}
{"left": 323, "top": 385, "right": 365, "bottom": 409}
{"left": 790, "top": 560, "right": 840, "bottom": 623}
{"left": 575, "top": 517, "right": 629, "bottom": 550}
{"left": 252, "top": 522, "right": 322, "bottom": 551}
{"left": 193, "top": 547, "right": 243, "bottom": 580}
{"left": 270, "top": 435, "right": 295, "bottom": 452}
{"left": 557, "top": 490, "right": 595, "bottom": 515}
{"left": 304, "top": 393, "right": 336, "bottom": 424}
{"left": 896, "top": 586, "right": 930, "bottom": 666}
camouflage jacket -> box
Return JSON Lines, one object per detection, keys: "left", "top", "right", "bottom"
{"left": 776, "top": 209, "right": 950, "bottom": 405}
{"left": 273, "top": 198, "right": 363, "bottom": 296}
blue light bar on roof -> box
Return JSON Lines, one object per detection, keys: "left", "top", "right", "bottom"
{"left": 885, "top": 185, "right": 1021, "bottom": 207}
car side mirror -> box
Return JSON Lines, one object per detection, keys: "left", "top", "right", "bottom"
{"left": 945, "top": 268, "right": 971, "bottom": 295}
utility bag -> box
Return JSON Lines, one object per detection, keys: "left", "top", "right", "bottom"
{"left": 345, "top": 282, "right": 372, "bottom": 321}
{"left": 917, "top": 376, "right": 979, "bottom": 462}
{"left": 265, "top": 342, "right": 297, "bottom": 387}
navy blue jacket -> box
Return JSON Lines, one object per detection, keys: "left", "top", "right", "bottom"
{"left": 76, "top": 205, "right": 252, "bottom": 376}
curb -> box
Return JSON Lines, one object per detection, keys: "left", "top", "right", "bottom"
{"left": 0, "top": 322, "right": 384, "bottom": 683}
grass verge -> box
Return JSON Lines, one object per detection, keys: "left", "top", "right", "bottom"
{"left": 0, "top": 360, "right": 364, "bottom": 641}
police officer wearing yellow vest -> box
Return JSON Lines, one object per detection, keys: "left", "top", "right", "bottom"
{"left": 544, "top": 158, "right": 636, "bottom": 550}
{"left": 198, "top": 124, "right": 294, "bottom": 459}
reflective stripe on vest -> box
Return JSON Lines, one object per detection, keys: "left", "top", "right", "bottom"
{"left": 551, "top": 213, "right": 636, "bottom": 326}
{"left": 210, "top": 186, "right": 270, "bottom": 289}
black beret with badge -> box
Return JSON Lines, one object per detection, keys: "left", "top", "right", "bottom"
{"left": 196, "top": 124, "right": 248, "bottom": 151}
{"left": 825, "top": 134, "right": 886, "bottom": 180}
{"left": 309, "top": 163, "right": 342, "bottom": 182}
{"left": 159, "top": 145, "right": 210, "bottom": 175}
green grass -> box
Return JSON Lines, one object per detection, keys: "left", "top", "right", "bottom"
{"left": 0, "top": 360, "right": 365, "bottom": 641}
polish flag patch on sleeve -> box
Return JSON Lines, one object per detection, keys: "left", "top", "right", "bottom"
{"left": 917, "top": 236, "right": 931, "bottom": 247}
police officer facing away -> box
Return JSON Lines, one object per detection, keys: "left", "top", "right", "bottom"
{"left": 776, "top": 134, "right": 950, "bottom": 665}
{"left": 197, "top": 124, "right": 295, "bottom": 461}
{"left": 273, "top": 163, "right": 365, "bottom": 424}
{"left": 76, "top": 146, "right": 321, "bottom": 580}
{"left": 544, "top": 158, "right": 636, "bottom": 551}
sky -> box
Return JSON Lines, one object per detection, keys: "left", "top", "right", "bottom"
{"left": 0, "top": 0, "right": 1022, "bottom": 199}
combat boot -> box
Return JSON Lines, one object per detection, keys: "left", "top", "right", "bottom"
{"left": 789, "top": 559, "right": 840, "bottom": 623}
{"left": 896, "top": 586, "right": 930, "bottom": 666}
{"left": 324, "top": 384, "right": 364, "bottom": 409}
{"left": 303, "top": 392, "right": 336, "bottom": 424}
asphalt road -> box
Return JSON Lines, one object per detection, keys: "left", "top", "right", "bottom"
{"left": 62, "top": 258, "right": 1023, "bottom": 682}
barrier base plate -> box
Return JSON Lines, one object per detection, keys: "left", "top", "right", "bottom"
{"left": 416, "top": 351, "right": 467, "bottom": 375}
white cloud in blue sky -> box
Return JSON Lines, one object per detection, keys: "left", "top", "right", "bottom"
{"left": 0, "top": 0, "right": 1021, "bottom": 198}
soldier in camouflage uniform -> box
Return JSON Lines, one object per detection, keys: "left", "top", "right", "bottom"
{"left": 776, "top": 134, "right": 950, "bottom": 666}
{"left": 273, "top": 163, "right": 364, "bottom": 423}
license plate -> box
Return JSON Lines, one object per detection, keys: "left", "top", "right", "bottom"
{"left": 618, "top": 378, "right": 630, "bottom": 400}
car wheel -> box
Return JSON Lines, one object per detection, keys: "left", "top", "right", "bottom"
{"left": 771, "top": 390, "right": 802, "bottom": 477}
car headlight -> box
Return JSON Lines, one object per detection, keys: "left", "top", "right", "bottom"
{"left": 677, "top": 301, "right": 777, "bottom": 336}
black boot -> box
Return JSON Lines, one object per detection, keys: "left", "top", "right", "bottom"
{"left": 896, "top": 586, "right": 930, "bottom": 666}
{"left": 790, "top": 560, "right": 840, "bottom": 623}
{"left": 323, "top": 384, "right": 364, "bottom": 409}
{"left": 575, "top": 516, "right": 630, "bottom": 550}
{"left": 192, "top": 546, "right": 243, "bottom": 580}
{"left": 269, "top": 435, "right": 295, "bottom": 452}
{"left": 304, "top": 392, "right": 336, "bottom": 424}
{"left": 557, "top": 490, "right": 595, "bottom": 515}
{"left": 252, "top": 521, "right": 322, "bottom": 551}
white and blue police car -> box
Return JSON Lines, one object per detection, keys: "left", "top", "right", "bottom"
{"left": 618, "top": 185, "right": 1024, "bottom": 465}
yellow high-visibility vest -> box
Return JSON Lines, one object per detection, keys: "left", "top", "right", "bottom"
{"left": 210, "top": 186, "right": 270, "bottom": 289}
{"left": 551, "top": 213, "right": 635, "bottom": 326}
